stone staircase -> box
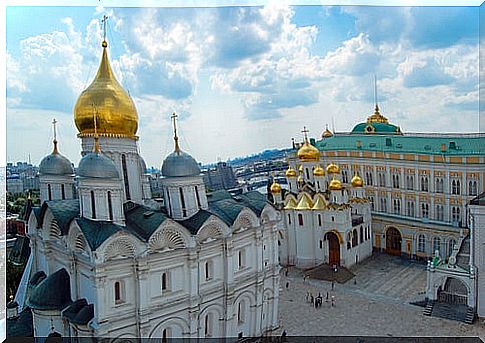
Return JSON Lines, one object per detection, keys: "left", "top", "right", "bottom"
{"left": 424, "top": 301, "right": 476, "bottom": 324}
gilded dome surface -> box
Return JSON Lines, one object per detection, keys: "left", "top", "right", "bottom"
{"left": 285, "top": 167, "right": 297, "bottom": 178}
{"left": 329, "top": 178, "right": 343, "bottom": 191}
{"left": 74, "top": 42, "right": 138, "bottom": 139}
{"left": 351, "top": 173, "right": 364, "bottom": 187}
{"left": 326, "top": 162, "right": 340, "bottom": 174}
{"left": 270, "top": 181, "right": 282, "bottom": 194}
{"left": 313, "top": 165, "right": 325, "bottom": 177}
{"left": 297, "top": 141, "right": 320, "bottom": 162}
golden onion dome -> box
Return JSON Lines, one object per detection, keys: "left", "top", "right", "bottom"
{"left": 285, "top": 166, "right": 297, "bottom": 178}
{"left": 326, "top": 162, "right": 340, "bottom": 174}
{"left": 270, "top": 180, "right": 282, "bottom": 194}
{"left": 329, "top": 177, "right": 343, "bottom": 191}
{"left": 321, "top": 124, "right": 333, "bottom": 138}
{"left": 297, "top": 175, "right": 304, "bottom": 184}
{"left": 297, "top": 140, "right": 320, "bottom": 162}
{"left": 351, "top": 173, "right": 364, "bottom": 187}
{"left": 313, "top": 165, "right": 325, "bottom": 177}
{"left": 298, "top": 165, "right": 303, "bottom": 173}
{"left": 74, "top": 40, "right": 138, "bottom": 139}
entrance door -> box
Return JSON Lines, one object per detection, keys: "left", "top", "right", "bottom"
{"left": 325, "top": 232, "right": 340, "bottom": 266}
{"left": 386, "top": 227, "right": 402, "bottom": 256}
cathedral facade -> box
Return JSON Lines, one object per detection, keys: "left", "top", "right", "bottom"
{"left": 15, "top": 36, "right": 281, "bottom": 339}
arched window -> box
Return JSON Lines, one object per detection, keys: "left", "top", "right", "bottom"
{"left": 319, "top": 240, "right": 323, "bottom": 249}
{"left": 205, "top": 260, "right": 212, "bottom": 280}
{"left": 347, "top": 232, "right": 351, "bottom": 250}
{"left": 360, "top": 226, "right": 364, "bottom": 243}
{"left": 452, "top": 180, "right": 457, "bottom": 194}
{"left": 108, "top": 191, "right": 113, "bottom": 221}
{"left": 287, "top": 213, "right": 291, "bottom": 225}
{"left": 162, "top": 328, "right": 171, "bottom": 343}
{"left": 298, "top": 213, "right": 303, "bottom": 226}
{"left": 318, "top": 214, "right": 322, "bottom": 226}
{"left": 195, "top": 186, "right": 201, "bottom": 208}
{"left": 305, "top": 168, "right": 310, "bottom": 180}
{"left": 238, "top": 300, "right": 246, "bottom": 323}
{"left": 91, "top": 190, "right": 96, "bottom": 219}
{"left": 179, "top": 188, "right": 187, "bottom": 217}
{"left": 352, "top": 229, "right": 358, "bottom": 247}
{"left": 456, "top": 180, "right": 461, "bottom": 195}
{"left": 433, "top": 237, "right": 441, "bottom": 255}
{"left": 48, "top": 184, "right": 52, "bottom": 201}
{"left": 61, "top": 184, "right": 65, "bottom": 200}
{"left": 418, "top": 234, "right": 426, "bottom": 253}
{"left": 161, "top": 272, "right": 169, "bottom": 292}
{"left": 114, "top": 281, "right": 123, "bottom": 304}
{"left": 205, "top": 313, "right": 212, "bottom": 337}
{"left": 121, "top": 154, "right": 131, "bottom": 200}
{"left": 421, "top": 203, "right": 429, "bottom": 218}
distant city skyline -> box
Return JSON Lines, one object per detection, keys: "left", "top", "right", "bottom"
{"left": 6, "top": 4, "right": 480, "bottom": 167}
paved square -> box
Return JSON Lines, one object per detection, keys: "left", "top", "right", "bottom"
{"left": 277, "top": 254, "right": 485, "bottom": 340}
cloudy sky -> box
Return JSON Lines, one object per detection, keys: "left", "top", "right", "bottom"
{"left": 6, "top": 3, "right": 481, "bottom": 168}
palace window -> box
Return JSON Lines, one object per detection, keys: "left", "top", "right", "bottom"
{"left": 342, "top": 170, "right": 349, "bottom": 183}
{"left": 406, "top": 201, "right": 415, "bottom": 217}
{"left": 448, "top": 239, "right": 456, "bottom": 257}
{"left": 298, "top": 214, "right": 304, "bottom": 226}
{"left": 366, "top": 172, "right": 373, "bottom": 186}
{"left": 421, "top": 203, "right": 429, "bottom": 218}
{"left": 451, "top": 207, "right": 461, "bottom": 225}
{"left": 435, "top": 178, "right": 444, "bottom": 193}
{"left": 435, "top": 205, "right": 444, "bottom": 222}
{"left": 469, "top": 180, "right": 478, "bottom": 196}
{"left": 392, "top": 174, "right": 400, "bottom": 189}
{"left": 420, "top": 177, "right": 429, "bottom": 192}
{"left": 369, "top": 196, "right": 375, "bottom": 211}
{"left": 406, "top": 175, "right": 414, "bottom": 190}
{"left": 380, "top": 198, "right": 387, "bottom": 212}
{"left": 378, "top": 173, "right": 386, "bottom": 187}
{"left": 418, "top": 234, "right": 426, "bottom": 253}
{"left": 393, "top": 199, "right": 401, "bottom": 215}
{"left": 433, "top": 237, "right": 441, "bottom": 255}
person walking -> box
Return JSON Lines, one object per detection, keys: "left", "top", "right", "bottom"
{"left": 331, "top": 280, "right": 335, "bottom": 290}
{"left": 310, "top": 294, "right": 314, "bottom": 305}
{"left": 286, "top": 281, "right": 289, "bottom": 289}
{"left": 326, "top": 291, "right": 329, "bottom": 302}
{"left": 331, "top": 295, "right": 335, "bottom": 307}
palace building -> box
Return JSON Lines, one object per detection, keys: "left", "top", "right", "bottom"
{"left": 8, "top": 32, "right": 281, "bottom": 339}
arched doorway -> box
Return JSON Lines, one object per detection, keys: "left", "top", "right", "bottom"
{"left": 325, "top": 232, "right": 340, "bottom": 266}
{"left": 438, "top": 277, "right": 468, "bottom": 305}
{"left": 385, "top": 227, "right": 402, "bottom": 256}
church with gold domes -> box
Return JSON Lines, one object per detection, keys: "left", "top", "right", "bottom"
{"left": 13, "top": 28, "right": 281, "bottom": 339}
{"left": 270, "top": 128, "right": 373, "bottom": 268}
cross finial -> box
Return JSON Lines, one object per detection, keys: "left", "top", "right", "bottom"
{"left": 301, "top": 126, "right": 309, "bottom": 142}
{"left": 171, "top": 112, "right": 180, "bottom": 152}
{"left": 52, "top": 118, "right": 59, "bottom": 154}
{"left": 92, "top": 104, "right": 101, "bottom": 153}
{"left": 101, "top": 15, "right": 108, "bottom": 48}
{"left": 374, "top": 74, "right": 380, "bottom": 114}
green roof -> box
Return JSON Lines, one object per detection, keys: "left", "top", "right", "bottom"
{"left": 7, "top": 307, "right": 33, "bottom": 337}
{"left": 75, "top": 217, "right": 123, "bottom": 250}
{"left": 27, "top": 268, "right": 72, "bottom": 310}
{"left": 124, "top": 202, "right": 168, "bottom": 241}
{"left": 316, "top": 134, "right": 485, "bottom": 156}
{"left": 351, "top": 122, "right": 401, "bottom": 134}
{"left": 40, "top": 200, "right": 79, "bottom": 235}
{"left": 177, "top": 210, "right": 212, "bottom": 234}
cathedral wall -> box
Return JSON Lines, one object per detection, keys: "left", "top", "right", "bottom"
{"left": 470, "top": 203, "right": 485, "bottom": 317}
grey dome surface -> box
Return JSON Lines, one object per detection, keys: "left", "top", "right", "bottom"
{"left": 78, "top": 152, "right": 120, "bottom": 179}
{"left": 161, "top": 150, "right": 200, "bottom": 177}
{"left": 39, "top": 153, "right": 74, "bottom": 175}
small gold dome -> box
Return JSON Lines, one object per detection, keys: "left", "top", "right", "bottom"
{"left": 329, "top": 177, "right": 343, "bottom": 191}
{"left": 270, "top": 180, "right": 282, "bottom": 194}
{"left": 298, "top": 165, "right": 303, "bottom": 172}
{"left": 351, "top": 173, "right": 364, "bottom": 187}
{"left": 286, "top": 166, "right": 297, "bottom": 178}
{"left": 326, "top": 162, "right": 340, "bottom": 174}
{"left": 322, "top": 125, "right": 333, "bottom": 138}
{"left": 313, "top": 165, "right": 325, "bottom": 177}
{"left": 297, "top": 141, "right": 320, "bottom": 162}
{"left": 74, "top": 41, "right": 138, "bottom": 139}
{"left": 297, "top": 175, "right": 304, "bottom": 183}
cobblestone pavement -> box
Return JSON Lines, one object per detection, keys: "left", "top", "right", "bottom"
{"left": 278, "top": 254, "right": 485, "bottom": 340}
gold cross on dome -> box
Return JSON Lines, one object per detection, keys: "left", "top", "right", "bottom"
{"left": 171, "top": 112, "right": 180, "bottom": 152}
{"left": 101, "top": 15, "right": 108, "bottom": 43}
{"left": 52, "top": 118, "right": 57, "bottom": 141}
{"left": 301, "top": 126, "right": 309, "bottom": 141}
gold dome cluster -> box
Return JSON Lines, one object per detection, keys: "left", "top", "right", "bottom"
{"left": 285, "top": 166, "right": 297, "bottom": 178}
{"left": 313, "top": 165, "right": 325, "bottom": 177}
{"left": 270, "top": 180, "right": 282, "bottom": 194}
{"left": 326, "top": 162, "right": 340, "bottom": 174}
{"left": 329, "top": 177, "right": 343, "bottom": 191}
{"left": 351, "top": 173, "right": 364, "bottom": 187}
{"left": 297, "top": 140, "right": 320, "bottom": 162}
{"left": 74, "top": 40, "right": 138, "bottom": 139}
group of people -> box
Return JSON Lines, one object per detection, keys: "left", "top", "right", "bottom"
{"left": 305, "top": 291, "right": 336, "bottom": 308}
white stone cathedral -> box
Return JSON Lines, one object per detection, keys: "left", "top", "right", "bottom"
{"left": 271, "top": 129, "right": 373, "bottom": 269}
{"left": 14, "top": 34, "right": 281, "bottom": 339}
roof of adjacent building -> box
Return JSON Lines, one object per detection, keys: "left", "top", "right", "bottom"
{"left": 7, "top": 307, "right": 33, "bottom": 337}
{"left": 351, "top": 122, "right": 401, "bottom": 135}
{"left": 124, "top": 202, "right": 169, "bottom": 241}
{"left": 177, "top": 209, "right": 213, "bottom": 234}
{"left": 27, "top": 268, "right": 72, "bottom": 310}
{"left": 8, "top": 235, "right": 31, "bottom": 265}
{"left": 469, "top": 192, "right": 485, "bottom": 206}
{"left": 315, "top": 133, "right": 484, "bottom": 156}
{"left": 40, "top": 199, "right": 79, "bottom": 235}
{"left": 62, "top": 298, "right": 94, "bottom": 325}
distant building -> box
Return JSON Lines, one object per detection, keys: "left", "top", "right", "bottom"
{"left": 7, "top": 176, "right": 23, "bottom": 194}
{"left": 203, "top": 161, "right": 238, "bottom": 191}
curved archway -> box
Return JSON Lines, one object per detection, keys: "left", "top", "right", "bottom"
{"left": 385, "top": 227, "right": 402, "bottom": 256}
{"left": 324, "top": 231, "right": 340, "bottom": 266}
{"left": 438, "top": 277, "right": 469, "bottom": 305}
